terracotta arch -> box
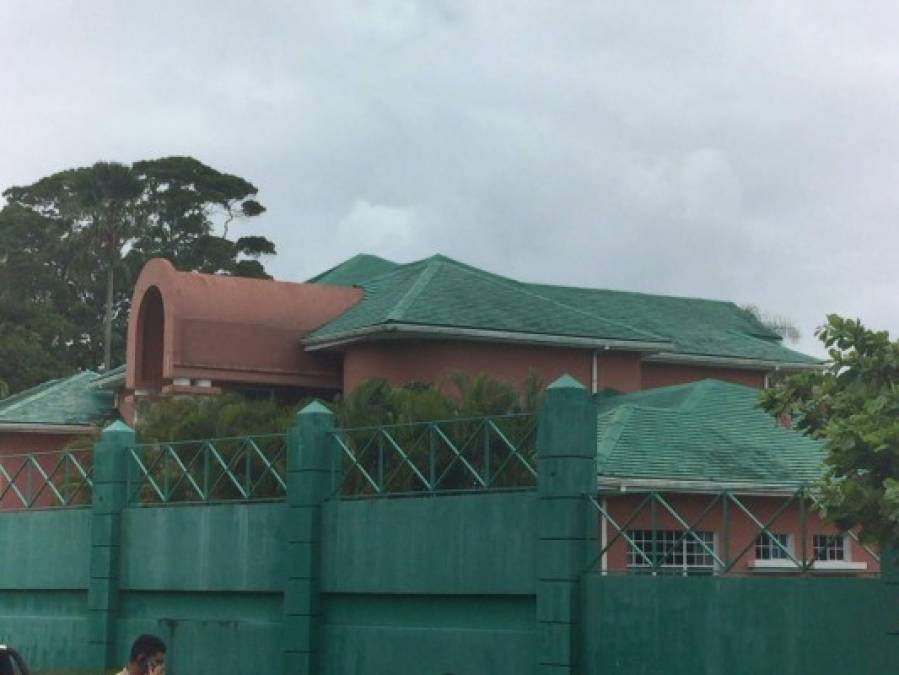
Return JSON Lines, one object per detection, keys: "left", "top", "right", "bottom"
{"left": 125, "top": 258, "right": 362, "bottom": 393}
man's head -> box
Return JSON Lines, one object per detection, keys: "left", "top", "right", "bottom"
{"left": 128, "top": 634, "right": 166, "bottom": 675}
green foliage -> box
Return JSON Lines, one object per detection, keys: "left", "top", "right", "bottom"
{"left": 136, "top": 393, "right": 296, "bottom": 442}
{"left": 0, "top": 156, "right": 275, "bottom": 390}
{"left": 760, "top": 314, "right": 899, "bottom": 546}
{"left": 136, "top": 371, "right": 544, "bottom": 442}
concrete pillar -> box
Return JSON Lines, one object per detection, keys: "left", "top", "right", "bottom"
{"left": 535, "top": 375, "right": 597, "bottom": 675}
{"left": 87, "top": 420, "right": 134, "bottom": 669}
{"left": 284, "top": 401, "right": 336, "bottom": 674}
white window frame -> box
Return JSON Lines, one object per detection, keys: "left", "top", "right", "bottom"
{"left": 626, "top": 528, "right": 717, "bottom": 576}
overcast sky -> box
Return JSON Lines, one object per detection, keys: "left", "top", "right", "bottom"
{"left": 1, "top": 2, "right": 897, "bottom": 357}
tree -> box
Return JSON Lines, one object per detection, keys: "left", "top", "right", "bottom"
{"left": 760, "top": 315, "right": 899, "bottom": 547}
{"left": 0, "top": 156, "right": 275, "bottom": 384}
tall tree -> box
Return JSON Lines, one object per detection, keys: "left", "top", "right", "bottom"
{"left": 760, "top": 315, "right": 899, "bottom": 547}
{"left": 0, "top": 156, "right": 275, "bottom": 386}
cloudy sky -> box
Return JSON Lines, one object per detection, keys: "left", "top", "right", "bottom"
{"left": 1, "top": 2, "right": 897, "bottom": 357}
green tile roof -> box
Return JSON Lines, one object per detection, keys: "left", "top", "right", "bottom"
{"left": 0, "top": 371, "right": 115, "bottom": 428}
{"left": 595, "top": 379, "right": 826, "bottom": 487}
{"left": 307, "top": 255, "right": 666, "bottom": 345}
{"left": 308, "top": 253, "right": 820, "bottom": 365}
{"left": 531, "top": 283, "right": 818, "bottom": 364}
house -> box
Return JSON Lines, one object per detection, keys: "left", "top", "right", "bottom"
{"left": 2, "top": 252, "right": 871, "bottom": 573}
{"left": 121, "top": 252, "right": 818, "bottom": 415}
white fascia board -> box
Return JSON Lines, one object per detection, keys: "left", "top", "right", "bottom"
{"left": 304, "top": 323, "right": 674, "bottom": 353}
{"left": 0, "top": 423, "right": 97, "bottom": 434}
{"left": 642, "top": 352, "right": 824, "bottom": 371}
{"left": 596, "top": 476, "right": 804, "bottom": 496}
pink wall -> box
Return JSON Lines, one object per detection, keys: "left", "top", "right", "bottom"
{"left": 598, "top": 493, "right": 879, "bottom": 575}
{"left": 641, "top": 362, "right": 766, "bottom": 389}
{"left": 343, "top": 340, "right": 594, "bottom": 392}
{"left": 597, "top": 352, "right": 642, "bottom": 393}
{"left": 343, "top": 340, "right": 771, "bottom": 395}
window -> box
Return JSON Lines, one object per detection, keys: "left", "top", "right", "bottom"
{"left": 755, "top": 532, "right": 790, "bottom": 560}
{"left": 813, "top": 534, "right": 846, "bottom": 561}
{"left": 626, "top": 529, "right": 716, "bottom": 575}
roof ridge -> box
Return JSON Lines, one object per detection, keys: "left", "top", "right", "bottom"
{"left": 307, "top": 253, "right": 398, "bottom": 284}
{"left": 385, "top": 260, "right": 444, "bottom": 322}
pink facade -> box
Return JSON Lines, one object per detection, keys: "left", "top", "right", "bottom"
{"left": 641, "top": 361, "right": 766, "bottom": 389}
{"left": 342, "top": 340, "right": 594, "bottom": 393}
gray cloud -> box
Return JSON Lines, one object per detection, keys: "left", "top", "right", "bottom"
{"left": 2, "top": 1, "right": 898, "bottom": 357}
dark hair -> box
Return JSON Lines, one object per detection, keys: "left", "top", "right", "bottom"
{"left": 130, "top": 634, "right": 166, "bottom": 662}
{"left": 0, "top": 653, "right": 13, "bottom": 675}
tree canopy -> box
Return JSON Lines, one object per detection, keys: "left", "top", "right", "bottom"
{"left": 760, "top": 315, "right": 899, "bottom": 547}
{"left": 0, "top": 156, "right": 275, "bottom": 392}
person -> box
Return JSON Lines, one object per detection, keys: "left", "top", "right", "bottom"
{"left": 118, "top": 634, "right": 166, "bottom": 675}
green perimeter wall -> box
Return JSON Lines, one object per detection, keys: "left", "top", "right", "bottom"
{"left": 1, "top": 380, "right": 898, "bottom": 675}
{"left": 0, "top": 509, "right": 92, "bottom": 670}
{"left": 320, "top": 492, "right": 536, "bottom": 675}
{"left": 582, "top": 574, "right": 899, "bottom": 674}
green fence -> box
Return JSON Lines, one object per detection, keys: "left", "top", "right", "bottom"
{"left": 0, "top": 374, "right": 896, "bottom": 675}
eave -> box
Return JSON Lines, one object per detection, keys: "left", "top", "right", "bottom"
{"left": 303, "top": 322, "right": 675, "bottom": 353}
{"left": 0, "top": 423, "right": 98, "bottom": 434}
{"left": 596, "top": 476, "right": 810, "bottom": 497}
{"left": 642, "top": 352, "right": 823, "bottom": 371}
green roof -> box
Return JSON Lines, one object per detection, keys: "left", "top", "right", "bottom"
{"left": 0, "top": 371, "right": 115, "bottom": 428}
{"left": 595, "top": 379, "right": 826, "bottom": 487}
{"left": 308, "top": 254, "right": 400, "bottom": 286}
{"left": 307, "top": 253, "right": 819, "bottom": 365}
{"left": 307, "top": 255, "right": 666, "bottom": 345}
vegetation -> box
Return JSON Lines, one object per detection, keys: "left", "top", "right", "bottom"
{"left": 760, "top": 315, "right": 899, "bottom": 547}
{"left": 0, "top": 156, "right": 274, "bottom": 392}
{"left": 132, "top": 373, "right": 544, "bottom": 500}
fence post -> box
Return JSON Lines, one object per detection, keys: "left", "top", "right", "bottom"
{"left": 284, "top": 401, "right": 336, "bottom": 674}
{"left": 87, "top": 420, "right": 134, "bottom": 670}
{"left": 884, "top": 546, "right": 899, "bottom": 637}
{"left": 536, "top": 374, "right": 597, "bottom": 675}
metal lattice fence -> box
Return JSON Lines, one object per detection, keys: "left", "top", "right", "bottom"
{"left": 0, "top": 449, "right": 93, "bottom": 508}
{"left": 125, "top": 434, "right": 288, "bottom": 504}
{"left": 331, "top": 413, "right": 538, "bottom": 496}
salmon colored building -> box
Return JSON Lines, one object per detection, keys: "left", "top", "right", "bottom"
{"left": 1, "top": 251, "right": 874, "bottom": 573}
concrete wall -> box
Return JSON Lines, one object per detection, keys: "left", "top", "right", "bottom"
{"left": 319, "top": 492, "right": 536, "bottom": 675}
{"left": 0, "top": 509, "right": 93, "bottom": 670}
{"left": 581, "top": 575, "right": 899, "bottom": 674}
{"left": 115, "top": 503, "right": 285, "bottom": 675}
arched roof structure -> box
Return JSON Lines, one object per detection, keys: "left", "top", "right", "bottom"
{"left": 126, "top": 259, "right": 362, "bottom": 392}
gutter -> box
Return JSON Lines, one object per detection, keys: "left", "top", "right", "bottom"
{"left": 642, "top": 352, "right": 823, "bottom": 371}
{"left": 0, "top": 423, "right": 98, "bottom": 434}
{"left": 596, "top": 476, "right": 809, "bottom": 496}
{"left": 304, "top": 323, "right": 675, "bottom": 353}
